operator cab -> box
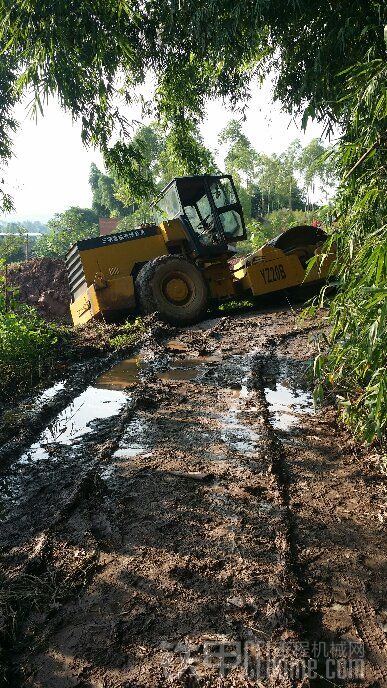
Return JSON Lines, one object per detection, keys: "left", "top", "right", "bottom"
{"left": 154, "top": 175, "right": 246, "bottom": 257}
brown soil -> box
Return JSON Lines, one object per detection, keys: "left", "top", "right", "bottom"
{"left": 7, "top": 258, "right": 71, "bottom": 322}
{"left": 0, "top": 307, "right": 385, "bottom": 687}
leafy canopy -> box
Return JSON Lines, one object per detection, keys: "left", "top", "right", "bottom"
{"left": 0, "top": 0, "right": 384, "bottom": 205}
{"left": 33, "top": 207, "right": 99, "bottom": 258}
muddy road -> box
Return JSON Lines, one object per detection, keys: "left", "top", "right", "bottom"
{"left": 0, "top": 306, "right": 386, "bottom": 687}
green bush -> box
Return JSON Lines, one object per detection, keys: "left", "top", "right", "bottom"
{"left": 313, "top": 60, "right": 387, "bottom": 444}
{"left": 265, "top": 208, "right": 320, "bottom": 233}
{"left": 0, "top": 266, "right": 67, "bottom": 396}
{"left": 109, "top": 317, "right": 147, "bottom": 349}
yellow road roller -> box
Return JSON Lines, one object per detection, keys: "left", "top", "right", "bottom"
{"left": 66, "top": 174, "right": 334, "bottom": 325}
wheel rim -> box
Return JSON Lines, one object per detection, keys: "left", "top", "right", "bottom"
{"left": 161, "top": 272, "right": 194, "bottom": 306}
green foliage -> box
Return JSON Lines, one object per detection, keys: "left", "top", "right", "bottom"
{"left": 89, "top": 163, "right": 130, "bottom": 218}
{"left": 0, "top": 231, "right": 25, "bottom": 263}
{"left": 219, "top": 120, "right": 258, "bottom": 189}
{"left": 0, "top": 263, "right": 67, "bottom": 396}
{"left": 257, "top": 152, "right": 304, "bottom": 212}
{"left": 247, "top": 219, "right": 275, "bottom": 249}
{"left": 0, "top": 0, "right": 384, "bottom": 203}
{"left": 298, "top": 138, "right": 337, "bottom": 199}
{"left": 265, "top": 209, "right": 319, "bottom": 233}
{"left": 33, "top": 207, "right": 99, "bottom": 257}
{"left": 0, "top": 52, "right": 17, "bottom": 213}
{"left": 312, "top": 59, "right": 387, "bottom": 443}
{"left": 218, "top": 123, "right": 333, "bottom": 219}
{"left": 109, "top": 317, "right": 147, "bottom": 349}
{"left": 114, "top": 121, "right": 217, "bottom": 228}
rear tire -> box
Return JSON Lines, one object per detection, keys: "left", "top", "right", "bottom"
{"left": 135, "top": 255, "right": 208, "bottom": 325}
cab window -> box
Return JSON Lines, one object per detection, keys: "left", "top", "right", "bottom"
{"left": 210, "top": 178, "right": 236, "bottom": 208}
{"left": 218, "top": 209, "right": 244, "bottom": 239}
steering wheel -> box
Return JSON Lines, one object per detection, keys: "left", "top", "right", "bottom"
{"left": 196, "top": 214, "right": 214, "bottom": 237}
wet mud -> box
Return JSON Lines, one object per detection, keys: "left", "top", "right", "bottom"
{"left": 0, "top": 306, "right": 385, "bottom": 687}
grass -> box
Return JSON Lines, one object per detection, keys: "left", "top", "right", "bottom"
{"left": 0, "top": 264, "right": 148, "bottom": 402}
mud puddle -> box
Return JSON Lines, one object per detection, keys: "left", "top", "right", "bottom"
{"left": 34, "top": 380, "right": 66, "bottom": 405}
{"left": 95, "top": 356, "right": 141, "bottom": 390}
{"left": 20, "top": 386, "right": 128, "bottom": 463}
{"left": 158, "top": 358, "right": 205, "bottom": 381}
{"left": 265, "top": 381, "right": 314, "bottom": 430}
{"left": 262, "top": 358, "right": 315, "bottom": 431}
{"left": 0, "top": 384, "right": 129, "bottom": 515}
{"left": 221, "top": 375, "right": 262, "bottom": 455}
{"left": 95, "top": 350, "right": 216, "bottom": 388}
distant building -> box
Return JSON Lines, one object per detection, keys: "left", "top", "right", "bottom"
{"left": 0, "top": 232, "right": 42, "bottom": 237}
{"left": 99, "top": 218, "right": 119, "bottom": 236}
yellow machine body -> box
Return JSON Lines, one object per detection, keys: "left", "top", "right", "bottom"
{"left": 68, "top": 222, "right": 181, "bottom": 325}
{"left": 67, "top": 219, "right": 333, "bottom": 326}
{"left": 232, "top": 243, "right": 334, "bottom": 296}
{"left": 66, "top": 174, "right": 333, "bottom": 326}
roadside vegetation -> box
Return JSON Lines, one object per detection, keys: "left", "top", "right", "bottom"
{"left": 0, "top": 262, "right": 67, "bottom": 398}
{"left": 312, "top": 58, "right": 387, "bottom": 443}
{"left": 0, "top": 262, "right": 148, "bottom": 402}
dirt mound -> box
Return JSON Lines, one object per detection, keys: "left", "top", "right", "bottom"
{"left": 7, "top": 257, "right": 71, "bottom": 323}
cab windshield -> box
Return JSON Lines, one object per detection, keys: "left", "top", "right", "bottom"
{"left": 184, "top": 178, "right": 244, "bottom": 245}
{"left": 155, "top": 175, "right": 245, "bottom": 250}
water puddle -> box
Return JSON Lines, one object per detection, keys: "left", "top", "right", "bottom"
{"left": 101, "top": 416, "right": 154, "bottom": 481}
{"left": 265, "top": 382, "right": 314, "bottom": 430}
{"left": 166, "top": 339, "right": 188, "bottom": 352}
{"left": 35, "top": 381, "right": 66, "bottom": 405}
{"left": 20, "top": 386, "right": 128, "bottom": 463}
{"left": 158, "top": 359, "right": 204, "bottom": 381}
{"left": 95, "top": 357, "right": 141, "bottom": 390}
{"left": 220, "top": 376, "right": 261, "bottom": 455}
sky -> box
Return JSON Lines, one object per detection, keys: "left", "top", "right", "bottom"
{"left": 1, "top": 77, "right": 332, "bottom": 223}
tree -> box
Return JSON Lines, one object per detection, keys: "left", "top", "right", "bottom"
{"left": 218, "top": 120, "right": 259, "bottom": 220}
{"left": 0, "top": 0, "right": 383, "bottom": 176}
{"left": 0, "top": 52, "right": 17, "bottom": 213}
{"left": 114, "top": 121, "right": 217, "bottom": 229}
{"left": 33, "top": 207, "right": 99, "bottom": 258}
{"left": 298, "top": 138, "right": 337, "bottom": 204}
{"left": 255, "top": 153, "right": 304, "bottom": 213}
{"left": 89, "top": 163, "right": 130, "bottom": 217}
{"left": 219, "top": 120, "right": 258, "bottom": 189}
{"left": 0, "top": 232, "right": 25, "bottom": 263}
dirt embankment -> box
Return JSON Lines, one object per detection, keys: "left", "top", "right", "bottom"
{"left": 7, "top": 257, "right": 71, "bottom": 322}
{"left": 0, "top": 307, "right": 385, "bottom": 687}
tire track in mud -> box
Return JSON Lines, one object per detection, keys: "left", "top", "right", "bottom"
{"left": 262, "top": 332, "right": 387, "bottom": 688}
{"left": 1, "top": 308, "right": 385, "bottom": 687}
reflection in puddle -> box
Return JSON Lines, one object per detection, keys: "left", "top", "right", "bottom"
{"left": 221, "top": 378, "right": 261, "bottom": 455}
{"left": 265, "top": 382, "right": 314, "bottom": 430}
{"left": 34, "top": 381, "right": 66, "bottom": 405}
{"left": 95, "top": 350, "right": 218, "bottom": 388}
{"left": 95, "top": 357, "right": 141, "bottom": 390}
{"left": 20, "top": 386, "right": 128, "bottom": 463}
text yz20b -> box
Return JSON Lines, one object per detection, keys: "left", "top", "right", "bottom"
{"left": 260, "top": 264, "right": 286, "bottom": 284}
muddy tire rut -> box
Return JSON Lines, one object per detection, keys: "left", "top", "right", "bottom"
{"left": 0, "top": 307, "right": 385, "bottom": 687}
